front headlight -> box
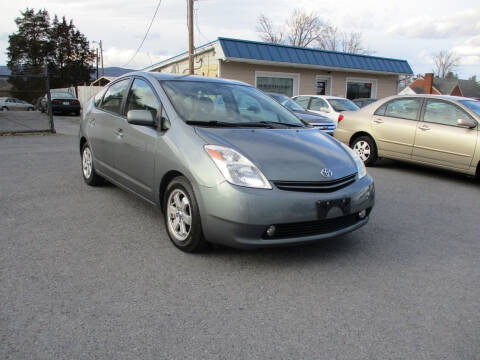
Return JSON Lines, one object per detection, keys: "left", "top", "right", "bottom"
{"left": 339, "top": 142, "right": 367, "bottom": 179}
{"left": 205, "top": 145, "right": 272, "bottom": 189}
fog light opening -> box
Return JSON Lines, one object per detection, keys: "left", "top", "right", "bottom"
{"left": 266, "top": 225, "right": 276, "bottom": 237}
{"left": 358, "top": 209, "right": 367, "bottom": 219}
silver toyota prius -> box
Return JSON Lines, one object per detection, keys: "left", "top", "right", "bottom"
{"left": 79, "top": 72, "right": 375, "bottom": 252}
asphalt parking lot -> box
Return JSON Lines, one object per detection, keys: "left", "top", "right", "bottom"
{"left": 1, "top": 116, "right": 479, "bottom": 360}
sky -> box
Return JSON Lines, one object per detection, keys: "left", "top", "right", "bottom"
{"left": 0, "top": 0, "right": 479, "bottom": 78}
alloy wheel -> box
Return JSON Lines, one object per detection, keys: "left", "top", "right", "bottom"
{"left": 82, "top": 146, "right": 93, "bottom": 179}
{"left": 166, "top": 189, "right": 192, "bottom": 242}
{"left": 353, "top": 140, "right": 371, "bottom": 162}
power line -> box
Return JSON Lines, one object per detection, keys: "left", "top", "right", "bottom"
{"left": 194, "top": 7, "right": 209, "bottom": 44}
{"left": 121, "top": 0, "right": 162, "bottom": 68}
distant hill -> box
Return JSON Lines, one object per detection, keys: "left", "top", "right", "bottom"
{"left": 0, "top": 65, "right": 134, "bottom": 78}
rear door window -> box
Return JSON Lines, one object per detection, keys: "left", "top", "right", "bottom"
{"left": 293, "top": 96, "right": 310, "bottom": 109}
{"left": 383, "top": 98, "right": 422, "bottom": 120}
{"left": 100, "top": 79, "right": 130, "bottom": 115}
{"left": 309, "top": 98, "right": 329, "bottom": 112}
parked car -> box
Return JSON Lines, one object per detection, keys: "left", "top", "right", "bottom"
{"left": 292, "top": 95, "right": 360, "bottom": 125}
{"left": 266, "top": 93, "right": 336, "bottom": 135}
{"left": 39, "top": 91, "right": 81, "bottom": 115}
{"left": 334, "top": 94, "right": 480, "bottom": 177}
{"left": 352, "top": 98, "right": 378, "bottom": 108}
{"left": 0, "top": 97, "right": 35, "bottom": 111}
{"left": 79, "top": 72, "right": 375, "bottom": 252}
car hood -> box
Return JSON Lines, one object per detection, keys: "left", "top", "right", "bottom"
{"left": 293, "top": 110, "right": 333, "bottom": 124}
{"left": 194, "top": 127, "right": 356, "bottom": 181}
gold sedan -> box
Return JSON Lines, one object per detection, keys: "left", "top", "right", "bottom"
{"left": 334, "top": 95, "right": 480, "bottom": 177}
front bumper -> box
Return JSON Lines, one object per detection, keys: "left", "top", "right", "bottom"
{"left": 52, "top": 104, "right": 81, "bottom": 113}
{"left": 196, "top": 174, "right": 375, "bottom": 248}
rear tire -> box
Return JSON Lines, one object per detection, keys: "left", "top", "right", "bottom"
{"left": 351, "top": 135, "right": 378, "bottom": 166}
{"left": 81, "top": 143, "right": 102, "bottom": 186}
{"left": 163, "top": 176, "right": 207, "bottom": 253}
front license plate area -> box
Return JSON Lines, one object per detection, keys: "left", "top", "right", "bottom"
{"left": 63, "top": 102, "right": 69, "bottom": 105}
{"left": 317, "top": 198, "right": 351, "bottom": 219}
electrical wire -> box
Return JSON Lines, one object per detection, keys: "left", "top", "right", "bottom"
{"left": 121, "top": 0, "right": 162, "bottom": 68}
{"left": 194, "top": 7, "right": 209, "bottom": 45}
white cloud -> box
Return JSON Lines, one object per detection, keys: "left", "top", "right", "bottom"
{"left": 388, "top": 9, "right": 480, "bottom": 39}
{"left": 102, "top": 47, "right": 168, "bottom": 69}
{"left": 452, "top": 35, "right": 480, "bottom": 66}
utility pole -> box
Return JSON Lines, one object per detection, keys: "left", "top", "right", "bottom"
{"left": 100, "top": 40, "right": 104, "bottom": 77}
{"left": 188, "top": 0, "right": 194, "bottom": 75}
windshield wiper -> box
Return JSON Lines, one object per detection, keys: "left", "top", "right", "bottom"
{"left": 186, "top": 121, "right": 243, "bottom": 127}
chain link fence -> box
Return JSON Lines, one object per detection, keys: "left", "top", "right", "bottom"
{"left": 0, "top": 65, "right": 55, "bottom": 135}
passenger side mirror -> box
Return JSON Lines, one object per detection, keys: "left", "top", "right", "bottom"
{"left": 161, "top": 116, "right": 171, "bottom": 131}
{"left": 457, "top": 118, "right": 477, "bottom": 129}
{"left": 127, "top": 110, "right": 156, "bottom": 127}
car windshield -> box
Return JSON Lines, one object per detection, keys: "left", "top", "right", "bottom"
{"left": 459, "top": 99, "right": 480, "bottom": 117}
{"left": 327, "top": 98, "right": 360, "bottom": 112}
{"left": 270, "top": 94, "right": 305, "bottom": 111}
{"left": 51, "top": 92, "right": 75, "bottom": 99}
{"left": 161, "top": 80, "right": 305, "bottom": 127}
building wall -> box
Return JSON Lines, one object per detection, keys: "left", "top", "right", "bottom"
{"left": 220, "top": 61, "right": 399, "bottom": 98}
{"left": 152, "top": 49, "right": 218, "bottom": 77}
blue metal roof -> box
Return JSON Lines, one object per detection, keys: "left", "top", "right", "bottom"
{"left": 218, "top": 37, "right": 413, "bottom": 75}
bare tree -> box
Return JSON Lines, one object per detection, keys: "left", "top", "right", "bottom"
{"left": 317, "top": 24, "right": 339, "bottom": 51}
{"left": 255, "top": 9, "right": 373, "bottom": 54}
{"left": 256, "top": 14, "right": 283, "bottom": 44}
{"left": 432, "top": 50, "right": 460, "bottom": 78}
{"left": 285, "top": 9, "right": 323, "bottom": 47}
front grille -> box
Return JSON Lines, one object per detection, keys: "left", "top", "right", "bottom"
{"left": 264, "top": 213, "right": 363, "bottom": 239}
{"left": 273, "top": 173, "right": 356, "bottom": 193}
{"left": 312, "top": 124, "right": 336, "bottom": 131}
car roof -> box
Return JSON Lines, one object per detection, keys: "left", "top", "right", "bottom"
{"left": 382, "top": 94, "right": 478, "bottom": 102}
{"left": 118, "top": 71, "right": 250, "bottom": 87}
{"left": 295, "top": 95, "right": 349, "bottom": 100}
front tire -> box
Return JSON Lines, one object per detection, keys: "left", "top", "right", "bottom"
{"left": 351, "top": 135, "right": 378, "bottom": 166}
{"left": 81, "top": 143, "right": 102, "bottom": 186}
{"left": 163, "top": 176, "right": 207, "bottom": 253}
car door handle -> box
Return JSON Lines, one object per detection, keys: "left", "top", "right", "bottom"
{"left": 373, "top": 118, "right": 384, "bottom": 124}
{"left": 418, "top": 125, "right": 430, "bottom": 131}
{"left": 115, "top": 128, "right": 124, "bottom": 137}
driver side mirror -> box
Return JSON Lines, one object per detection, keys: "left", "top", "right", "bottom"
{"left": 127, "top": 110, "right": 156, "bottom": 127}
{"left": 457, "top": 118, "right": 477, "bottom": 129}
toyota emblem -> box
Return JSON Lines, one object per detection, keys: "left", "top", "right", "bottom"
{"left": 321, "top": 168, "right": 333, "bottom": 178}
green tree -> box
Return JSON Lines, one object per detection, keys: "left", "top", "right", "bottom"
{"left": 7, "top": 8, "right": 94, "bottom": 89}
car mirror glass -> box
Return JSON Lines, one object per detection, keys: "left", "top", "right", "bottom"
{"left": 127, "top": 109, "right": 155, "bottom": 127}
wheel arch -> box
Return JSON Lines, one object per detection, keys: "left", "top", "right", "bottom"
{"left": 159, "top": 170, "right": 185, "bottom": 209}
{"left": 349, "top": 131, "right": 376, "bottom": 147}
{"left": 79, "top": 136, "right": 87, "bottom": 155}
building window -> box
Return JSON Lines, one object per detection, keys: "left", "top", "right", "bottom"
{"left": 255, "top": 71, "right": 299, "bottom": 97}
{"left": 315, "top": 75, "right": 332, "bottom": 95}
{"left": 346, "top": 78, "right": 377, "bottom": 100}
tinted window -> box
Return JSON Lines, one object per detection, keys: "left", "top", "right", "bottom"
{"left": 293, "top": 96, "right": 310, "bottom": 109}
{"left": 423, "top": 100, "right": 473, "bottom": 126}
{"left": 327, "top": 99, "right": 359, "bottom": 111}
{"left": 101, "top": 79, "right": 130, "bottom": 115}
{"left": 125, "top": 79, "right": 160, "bottom": 119}
{"left": 309, "top": 98, "right": 329, "bottom": 111}
{"left": 161, "top": 80, "right": 303, "bottom": 126}
{"left": 384, "top": 98, "right": 421, "bottom": 120}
